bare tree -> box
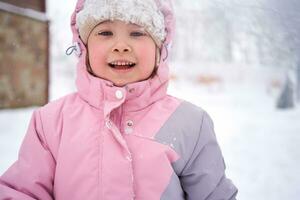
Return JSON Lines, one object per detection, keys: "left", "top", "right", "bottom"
{"left": 265, "top": 0, "right": 300, "bottom": 102}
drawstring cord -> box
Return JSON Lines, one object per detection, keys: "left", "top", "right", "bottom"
{"left": 66, "top": 42, "right": 82, "bottom": 57}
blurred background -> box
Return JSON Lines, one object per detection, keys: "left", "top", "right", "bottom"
{"left": 1, "top": 0, "right": 300, "bottom": 199}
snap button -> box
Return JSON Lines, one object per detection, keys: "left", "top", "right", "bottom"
{"left": 115, "top": 90, "right": 123, "bottom": 99}
{"left": 126, "top": 120, "right": 134, "bottom": 127}
{"left": 125, "top": 120, "right": 134, "bottom": 134}
{"left": 128, "top": 88, "right": 135, "bottom": 93}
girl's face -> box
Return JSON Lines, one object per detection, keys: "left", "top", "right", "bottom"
{"left": 87, "top": 20, "right": 157, "bottom": 87}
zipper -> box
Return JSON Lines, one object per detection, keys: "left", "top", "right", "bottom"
{"left": 115, "top": 102, "right": 135, "bottom": 198}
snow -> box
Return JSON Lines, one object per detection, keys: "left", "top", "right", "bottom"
{"left": 1, "top": 0, "right": 300, "bottom": 199}
{"left": 168, "top": 78, "right": 300, "bottom": 200}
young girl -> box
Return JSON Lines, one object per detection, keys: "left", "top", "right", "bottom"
{"left": 0, "top": 0, "right": 238, "bottom": 199}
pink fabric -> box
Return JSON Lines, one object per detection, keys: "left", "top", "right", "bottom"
{"left": 0, "top": 0, "right": 183, "bottom": 199}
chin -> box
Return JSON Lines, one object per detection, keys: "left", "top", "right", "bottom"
{"left": 112, "top": 81, "right": 128, "bottom": 87}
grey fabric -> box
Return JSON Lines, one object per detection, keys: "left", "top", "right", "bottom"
{"left": 155, "top": 101, "right": 238, "bottom": 200}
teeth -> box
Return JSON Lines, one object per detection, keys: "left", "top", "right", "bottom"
{"left": 110, "top": 61, "right": 135, "bottom": 66}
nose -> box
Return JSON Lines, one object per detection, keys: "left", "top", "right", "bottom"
{"left": 112, "top": 41, "right": 132, "bottom": 53}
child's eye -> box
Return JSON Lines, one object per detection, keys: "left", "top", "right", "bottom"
{"left": 98, "top": 31, "right": 113, "bottom": 36}
{"left": 130, "top": 31, "right": 146, "bottom": 37}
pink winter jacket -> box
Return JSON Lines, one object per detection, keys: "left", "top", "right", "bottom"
{"left": 0, "top": 0, "right": 237, "bottom": 199}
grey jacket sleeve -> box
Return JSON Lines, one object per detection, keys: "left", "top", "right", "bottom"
{"left": 180, "top": 111, "right": 238, "bottom": 200}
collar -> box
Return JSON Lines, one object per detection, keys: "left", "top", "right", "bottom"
{"left": 75, "top": 57, "right": 169, "bottom": 117}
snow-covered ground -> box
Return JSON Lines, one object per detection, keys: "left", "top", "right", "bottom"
{"left": 1, "top": 1, "right": 300, "bottom": 199}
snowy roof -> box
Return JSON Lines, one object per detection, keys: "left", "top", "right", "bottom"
{"left": 0, "top": 1, "right": 48, "bottom": 22}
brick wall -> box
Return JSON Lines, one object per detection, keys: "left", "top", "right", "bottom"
{"left": 0, "top": 3, "right": 49, "bottom": 108}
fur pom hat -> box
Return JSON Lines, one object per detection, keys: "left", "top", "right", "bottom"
{"left": 76, "top": 0, "right": 166, "bottom": 47}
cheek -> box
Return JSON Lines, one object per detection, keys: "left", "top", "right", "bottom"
{"left": 88, "top": 43, "right": 106, "bottom": 67}
{"left": 137, "top": 42, "right": 156, "bottom": 66}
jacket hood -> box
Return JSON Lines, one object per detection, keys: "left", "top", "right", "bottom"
{"left": 69, "top": 0, "right": 175, "bottom": 111}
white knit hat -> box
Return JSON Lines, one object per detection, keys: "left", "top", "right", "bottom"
{"left": 76, "top": 0, "right": 166, "bottom": 47}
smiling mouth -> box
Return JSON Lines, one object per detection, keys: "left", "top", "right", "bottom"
{"left": 108, "top": 60, "right": 136, "bottom": 70}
